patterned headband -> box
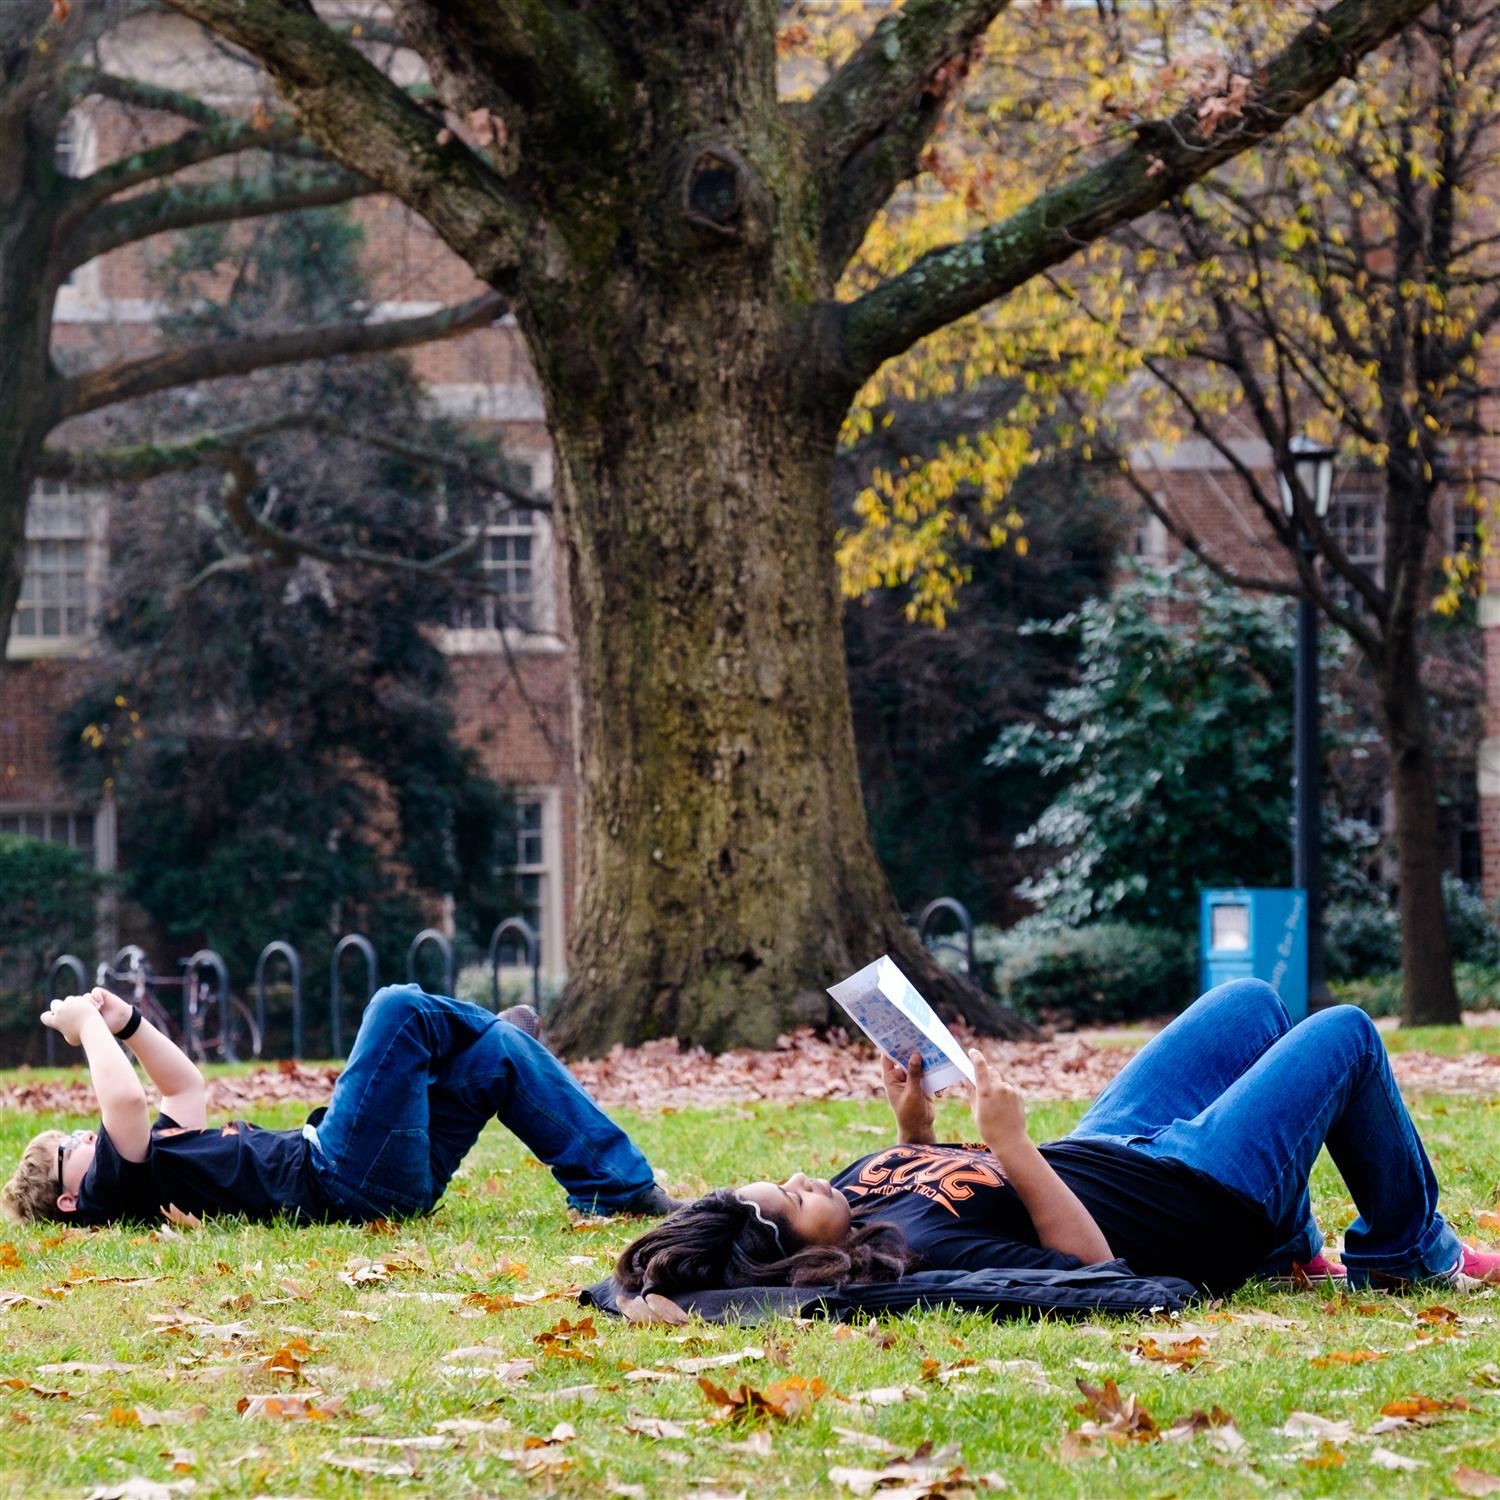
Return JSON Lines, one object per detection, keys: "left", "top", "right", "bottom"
{"left": 737, "top": 1194, "right": 786, "bottom": 1254}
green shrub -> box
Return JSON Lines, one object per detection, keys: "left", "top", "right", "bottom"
{"left": 0, "top": 836, "right": 103, "bottom": 1065}
{"left": 1443, "top": 876, "right": 1500, "bottom": 967}
{"left": 1325, "top": 876, "right": 1500, "bottom": 981}
{"left": 976, "top": 921, "right": 1197, "bottom": 1024}
{"left": 1324, "top": 900, "right": 1401, "bottom": 980}
{"left": 1332, "top": 963, "right": 1500, "bottom": 1018}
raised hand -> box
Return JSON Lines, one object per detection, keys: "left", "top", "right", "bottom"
{"left": 966, "top": 1047, "right": 1027, "bottom": 1153}
{"left": 881, "top": 1050, "right": 936, "bottom": 1145}
{"left": 41, "top": 994, "right": 102, "bottom": 1048}
{"left": 89, "top": 987, "right": 134, "bottom": 1035}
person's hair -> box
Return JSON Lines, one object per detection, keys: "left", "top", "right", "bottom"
{"left": 0, "top": 1131, "right": 69, "bottom": 1224}
{"left": 614, "top": 1188, "right": 916, "bottom": 1295}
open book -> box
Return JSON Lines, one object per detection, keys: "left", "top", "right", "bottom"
{"left": 827, "top": 955, "right": 977, "bottom": 1095}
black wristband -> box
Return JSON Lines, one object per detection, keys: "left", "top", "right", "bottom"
{"left": 116, "top": 1005, "right": 143, "bottom": 1041}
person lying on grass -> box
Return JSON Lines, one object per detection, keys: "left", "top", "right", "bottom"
{"left": 617, "top": 979, "right": 1500, "bottom": 1300}
{"left": 1, "top": 983, "right": 679, "bottom": 1226}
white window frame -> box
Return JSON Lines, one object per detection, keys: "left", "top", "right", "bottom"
{"left": 53, "top": 108, "right": 104, "bottom": 313}
{"left": 1132, "top": 509, "right": 1169, "bottom": 562}
{"left": 0, "top": 799, "right": 115, "bottom": 875}
{"left": 492, "top": 786, "right": 565, "bottom": 983}
{"left": 8, "top": 482, "right": 107, "bottom": 660}
{"left": 440, "top": 450, "right": 565, "bottom": 656}
{"left": 1325, "top": 485, "right": 1383, "bottom": 611}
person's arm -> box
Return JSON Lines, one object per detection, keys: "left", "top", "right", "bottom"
{"left": 966, "top": 1048, "right": 1113, "bottom": 1265}
{"left": 881, "top": 1051, "right": 936, "bottom": 1145}
{"left": 90, "top": 988, "right": 206, "bottom": 1129}
{"left": 43, "top": 997, "right": 151, "bottom": 1163}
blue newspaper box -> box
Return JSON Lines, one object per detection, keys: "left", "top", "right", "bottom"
{"left": 1199, "top": 888, "right": 1309, "bottom": 1022}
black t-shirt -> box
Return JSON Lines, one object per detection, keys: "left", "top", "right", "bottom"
{"left": 831, "top": 1139, "right": 1278, "bottom": 1294}
{"left": 73, "top": 1112, "right": 329, "bottom": 1227}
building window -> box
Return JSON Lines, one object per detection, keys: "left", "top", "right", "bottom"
{"left": 491, "top": 790, "right": 564, "bottom": 981}
{"left": 54, "top": 115, "right": 93, "bottom": 293}
{"left": 1453, "top": 493, "right": 1481, "bottom": 556}
{"left": 442, "top": 455, "right": 559, "bottom": 651}
{"left": 0, "top": 806, "right": 97, "bottom": 862}
{"left": 1325, "top": 488, "right": 1382, "bottom": 611}
{"left": 1132, "top": 510, "right": 1169, "bottom": 562}
{"left": 11, "top": 482, "right": 97, "bottom": 653}
{"left": 56, "top": 116, "right": 79, "bottom": 178}
{"left": 458, "top": 506, "right": 539, "bottom": 631}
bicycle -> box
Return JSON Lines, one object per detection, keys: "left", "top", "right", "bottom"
{"left": 95, "top": 946, "right": 262, "bottom": 1063}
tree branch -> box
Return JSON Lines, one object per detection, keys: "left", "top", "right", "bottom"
{"left": 35, "top": 411, "right": 548, "bottom": 513}
{"left": 161, "top": 0, "right": 536, "bottom": 287}
{"left": 65, "top": 167, "right": 367, "bottom": 268}
{"left": 218, "top": 451, "right": 481, "bottom": 574}
{"left": 809, "top": 0, "right": 1009, "bottom": 177}
{"left": 838, "top": 0, "right": 1442, "bottom": 384}
{"left": 55, "top": 292, "right": 505, "bottom": 421}
{"left": 65, "top": 66, "right": 229, "bottom": 125}
{"left": 819, "top": 83, "right": 954, "bottom": 279}
{"left": 390, "top": 0, "right": 623, "bottom": 147}
{"left": 63, "top": 111, "right": 323, "bottom": 222}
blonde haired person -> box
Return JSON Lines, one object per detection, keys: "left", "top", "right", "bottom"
{"left": 3, "top": 985, "right": 677, "bottom": 1225}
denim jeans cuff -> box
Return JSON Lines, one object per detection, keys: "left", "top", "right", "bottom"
{"left": 567, "top": 1182, "right": 658, "bottom": 1215}
{"left": 1341, "top": 1213, "right": 1462, "bottom": 1287}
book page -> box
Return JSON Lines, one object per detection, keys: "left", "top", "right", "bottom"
{"left": 827, "top": 955, "right": 977, "bottom": 1095}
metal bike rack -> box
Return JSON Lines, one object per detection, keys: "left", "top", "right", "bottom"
{"left": 44, "top": 954, "right": 88, "bottom": 1066}
{"left": 181, "top": 949, "right": 234, "bottom": 1060}
{"left": 97, "top": 943, "right": 147, "bottom": 988}
{"left": 330, "top": 933, "right": 378, "bottom": 1059}
{"left": 486, "top": 915, "right": 540, "bottom": 1011}
{"left": 406, "top": 928, "right": 454, "bottom": 996}
{"left": 916, "top": 896, "right": 978, "bottom": 982}
{"left": 254, "top": 940, "right": 303, "bottom": 1059}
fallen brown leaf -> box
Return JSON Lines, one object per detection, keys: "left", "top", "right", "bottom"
{"left": 624, "top": 1414, "right": 693, "bottom": 1439}
{"left": 671, "top": 1346, "right": 765, "bottom": 1374}
{"left": 1300, "top": 1443, "right": 1346, "bottom": 1469}
{"left": 1128, "top": 1335, "right": 1210, "bottom": 1369}
{"left": 1454, "top": 1464, "right": 1500, "bottom": 1496}
{"left": 1380, "top": 1394, "right": 1475, "bottom": 1419}
{"left": 698, "top": 1374, "right": 826, "bottom": 1424}
{"left": 237, "top": 1391, "right": 341, "bottom": 1420}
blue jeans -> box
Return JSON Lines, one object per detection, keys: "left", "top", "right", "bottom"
{"left": 307, "top": 985, "right": 657, "bottom": 1218}
{"left": 1072, "top": 979, "right": 1461, "bottom": 1288}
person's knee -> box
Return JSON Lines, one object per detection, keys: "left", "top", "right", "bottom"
{"left": 1304, "top": 1003, "right": 1380, "bottom": 1059}
{"left": 364, "top": 984, "right": 425, "bottom": 1023}
{"left": 1198, "top": 977, "right": 1283, "bottom": 1020}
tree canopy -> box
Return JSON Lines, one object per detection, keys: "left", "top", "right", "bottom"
{"left": 142, "top": 0, "right": 1450, "bottom": 1049}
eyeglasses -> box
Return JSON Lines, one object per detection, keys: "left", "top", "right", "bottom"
{"left": 54, "top": 1130, "right": 89, "bottom": 1198}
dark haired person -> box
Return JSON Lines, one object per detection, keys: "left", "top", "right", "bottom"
{"left": 618, "top": 980, "right": 1500, "bottom": 1300}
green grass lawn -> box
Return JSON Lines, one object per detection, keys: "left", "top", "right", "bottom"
{"left": 5, "top": 1074, "right": 1500, "bottom": 1496}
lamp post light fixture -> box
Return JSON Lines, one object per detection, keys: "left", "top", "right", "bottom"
{"left": 1278, "top": 434, "right": 1336, "bottom": 1010}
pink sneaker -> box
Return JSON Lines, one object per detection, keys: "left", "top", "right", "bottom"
{"left": 1269, "top": 1251, "right": 1346, "bottom": 1288}
{"left": 1297, "top": 1252, "right": 1348, "bottom": 1283}
{"left": 1449, "top": 1245, "right": 1500, "bottom": 1288}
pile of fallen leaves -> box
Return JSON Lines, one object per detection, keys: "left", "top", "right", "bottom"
{"left": 7, "top": 1026, "right": 1500, "bottom": 1117}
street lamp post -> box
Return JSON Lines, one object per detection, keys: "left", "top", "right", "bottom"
{"left": 1278, "top": 435, "right": 1336, "bottom": 1011}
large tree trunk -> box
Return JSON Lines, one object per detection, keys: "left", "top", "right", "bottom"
{"left": 0, "top": 164, "right": 56, "bottom": 673}
{"left": 536, "top": 277, "right": 1029, "bottom": 1051}
{"left": 1380, "top": 641, "right": 1461, "bottom": 1026}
